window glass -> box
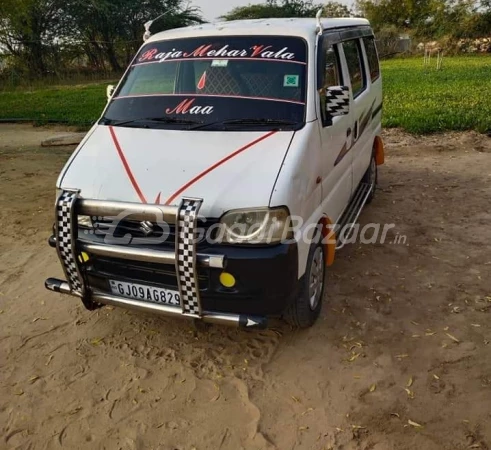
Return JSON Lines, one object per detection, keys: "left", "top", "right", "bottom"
{"left": 324, "top": 46, "right": 342, "bottom": 88}
{"left": 122, "top": 62, "right": 177, "bottom": 95}
{"left": 320, "top": 44, "right": 343, "bottom": 124}
{"left": 363, "top": 37, "right": 380, "bottom": 81}
{"left": 342, "top": 39, "right": 366, "bottom": 98}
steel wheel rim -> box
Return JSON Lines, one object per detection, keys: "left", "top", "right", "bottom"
{"left": 309, "top": 247, "right": 324, "bottom": 310}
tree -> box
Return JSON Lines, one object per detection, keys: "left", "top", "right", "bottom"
{"left": 323, "top": 2, "right": 353, "bottom": 17}
{"left": 0, "top": 0, "right": 67, "bottom": 74}
{"left": 221, "top": 0, "right": 324, "bottom": 20}
{"left": 0, "top": 0, "right": 203, "bottom": 76}
{"left": 64, "top": 0, "right": 203, "bottom": 72}
{"left": 474, "top": 0, "right": 491, "bottom": 36}
{"left": 356, "top": 0, "right": 480, "bottom": 39}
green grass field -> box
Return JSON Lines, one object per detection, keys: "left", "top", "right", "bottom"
{"left": 0, "top": 81, "right": 111, "bottom": 127}
{"left": 381, "top": 55, "right": 491, "bottom": 133}
{"left": 0, "top": 55, "right": 490, "bottom": 133}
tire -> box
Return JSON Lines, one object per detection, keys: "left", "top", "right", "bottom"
{"left": 362, "top": 152, "right": 378, "bottom": 204}
{"left": 284, "top": 231, "right": 326, "bottom": 328}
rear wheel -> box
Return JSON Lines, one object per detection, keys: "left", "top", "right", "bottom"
{"left": 362, "top": 152, "right": 378, "bottom": 204}
{"left": 284, "top": 233, "right": 325, "bottom": 328}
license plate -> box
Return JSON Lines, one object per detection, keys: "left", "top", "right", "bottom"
{"left": 109, "top": 280, "right": 181, "bottom": 307}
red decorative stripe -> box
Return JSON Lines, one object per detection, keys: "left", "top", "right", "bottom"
{"left": 165, "top": 131, "right": 278, "bottom": 206}
{"left": 109, "top": 126, "right": 148, "bottom": 204}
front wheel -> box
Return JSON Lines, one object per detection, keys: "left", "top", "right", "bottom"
{"left": 284, "top": 235, "right": 325, "bottom": 328}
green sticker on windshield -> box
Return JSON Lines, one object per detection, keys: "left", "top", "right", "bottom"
{"left": 284, "top": 75, "right": 299, "bottom": 87}
{"left": 211, "top": 59, "right": 228, "bottom": 67}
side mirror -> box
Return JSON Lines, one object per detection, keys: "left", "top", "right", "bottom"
{"left": 325, "top": 86, "right": 350, "bottom": 117}
{"left": 106, "top": 85, "right": 115, "bottom": 101}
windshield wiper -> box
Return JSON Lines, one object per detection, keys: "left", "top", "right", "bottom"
{"left": 190, "top": 118, "right": 298, "bottom": 131}
{"left": 225, "top": 118, "right": 298, "bottom": 125}
{"left": 103, "top": 117, "right": 203, "bottom": 127}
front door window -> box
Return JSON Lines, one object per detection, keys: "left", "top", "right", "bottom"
{"left": 342, "top": 39, "right": 367, "bottom": 98}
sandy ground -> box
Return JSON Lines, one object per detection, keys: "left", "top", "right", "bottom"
{"left": 1, "top": 124, "right": 491, "bottom": 450}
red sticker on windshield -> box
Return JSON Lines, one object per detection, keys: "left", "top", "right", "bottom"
{"left": 197, "top": 71, "right": 207, "bottom": 90}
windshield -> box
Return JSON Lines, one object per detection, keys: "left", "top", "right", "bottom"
{"left": 102, "top": 35, "right": 308, "bottom": 131}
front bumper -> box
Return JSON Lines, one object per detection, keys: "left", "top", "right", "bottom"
{"left": 46, "top": 191, "right": 298, "bottom": 328}
{"left": 45, "top": 278, "right": 270, "bottom": 328}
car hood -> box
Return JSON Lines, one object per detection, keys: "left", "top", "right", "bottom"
{"left": 58, "top": 125, "right": 294, "bottom": 217}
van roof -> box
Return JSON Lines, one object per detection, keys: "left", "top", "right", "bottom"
{"left": 147, "top": 18, "right": 370, "bottom": 43}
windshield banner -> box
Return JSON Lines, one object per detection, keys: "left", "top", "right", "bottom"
{"left": 135, "top": 36, "right": 307, "bottom": 65}
{"left": 105, "top": 95, "right": 305, "bottom": 126}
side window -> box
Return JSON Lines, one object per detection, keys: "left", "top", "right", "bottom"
{"left": 342, "top": 39, "right": 366, "bottom": 98}
{"left": 363, "top": 37, "right": 380, "bottom": 82}
{"left": 324, "top": 45, "right": 342, "bottom": 88}
{"left": 320, "top": 43, "right": 343, "bottom": 124}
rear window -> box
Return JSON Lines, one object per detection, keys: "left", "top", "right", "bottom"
{"left": 103, "top": 36, "right": 308, "bottom": 131}
{"left": 363, "top": 37, "right": 380, "bottom": 82}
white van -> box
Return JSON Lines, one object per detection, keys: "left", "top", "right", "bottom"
{"left": 46, "top": 15, "right": 384, "bottom": 329}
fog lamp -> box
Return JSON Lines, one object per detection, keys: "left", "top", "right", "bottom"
{"left": 219, "top": 272, "right": 236, "bottom": 288}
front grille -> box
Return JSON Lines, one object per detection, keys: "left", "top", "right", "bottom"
{"left": 91, "top": 217, "right": 219, "bottom": 247}
{"left": 88, "top": 256, "right": 209, "bottom": 291}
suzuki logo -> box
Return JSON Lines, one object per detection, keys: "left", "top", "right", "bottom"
{"left": 139, "top": 221, "right": 154, "bottom": 237}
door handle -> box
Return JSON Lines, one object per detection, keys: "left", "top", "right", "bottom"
{"left": 346, "top": 127, "right": 352, "bottom": 137}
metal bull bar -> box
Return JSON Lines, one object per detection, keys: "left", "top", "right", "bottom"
{"left": 45, "top": 190, "right": 267, "bottom": 329}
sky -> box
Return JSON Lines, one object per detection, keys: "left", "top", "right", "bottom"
{"left": 189, "top": 0, "right": 353, "bottom": 21}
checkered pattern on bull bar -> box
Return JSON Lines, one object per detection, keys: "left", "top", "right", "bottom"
{"left": 175, "top": 198, "right": 203, "bottom": 316}
{"left": 326, "top": 86, "right": 350, "bottom": 116}
{"left": 56, "top": 190, "right": 83, "bottom": 294}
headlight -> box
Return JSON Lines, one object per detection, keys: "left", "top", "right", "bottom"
{"left": 56, "top": 190, "right": 93, "bottom": 229}
{"left": 78, "top": 215, "right": 94, "bottom": 229}
{"left": 218, "top": 207, "right": 293, "bottom": 244}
